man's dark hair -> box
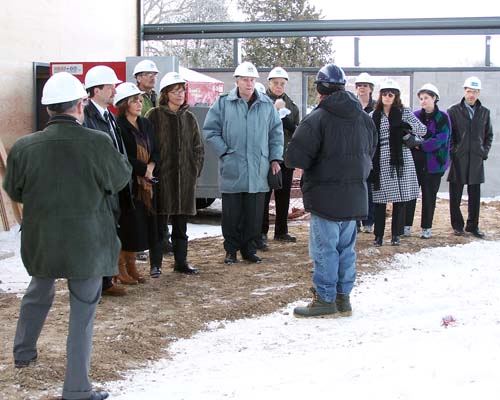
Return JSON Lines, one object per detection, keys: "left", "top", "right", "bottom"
{"left": 47, "top": 99, "right": 81, "bottom": 114}
{"left": 86, "top": 85, "right": 105, "bottom": 98}
{"left": 316, "top": 82, "right": 345, "bottom": 96}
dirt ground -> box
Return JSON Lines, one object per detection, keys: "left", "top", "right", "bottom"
{"left": 1, "top": 198, "right": 499, "bottom": 399}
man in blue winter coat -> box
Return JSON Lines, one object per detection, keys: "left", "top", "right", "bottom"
{"left": 203, "top": 61, "right": 284, "bottom": 265}
{"left": 286, "top": 64, "right": 377, "bottom": 318}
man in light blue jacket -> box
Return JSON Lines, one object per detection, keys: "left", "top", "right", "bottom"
{"left": 203, "top": 61, "right": 284, "bottom": 265}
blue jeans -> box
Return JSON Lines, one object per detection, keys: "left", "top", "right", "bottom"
{"left": 309, "top": 215, "right": 357, "bottom": 303}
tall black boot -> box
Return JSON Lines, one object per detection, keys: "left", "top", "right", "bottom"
{"left": 172, "top": 239, "right": 199, "bottom": 275}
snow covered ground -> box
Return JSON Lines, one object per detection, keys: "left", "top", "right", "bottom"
{"left": 105, "top": 240, "right": 500, "bottom": 400}
{"left": 1, "top": 196, "right": 500, "bottom": 399}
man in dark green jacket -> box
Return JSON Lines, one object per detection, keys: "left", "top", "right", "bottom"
{"left": 3, "top": 72, "right": 131, "bottom": 400}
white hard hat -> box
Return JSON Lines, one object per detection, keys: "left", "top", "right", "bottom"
{"left": 379, "top": 78, "right": 400, "bottom": 92}
{"left": 233, "top": 61, "right": 259, "bottom": 78}
{"left": 84, "top": 65, "right": 122, "bottom": 89}
{"left": 463, "top": 76, "right": 481, "bottom": 90}
{"left": 417, "top": 83, "right": 440, "bottom": 100}
{"left": 268, "top": 67, "right": 289, "bottom": 80}
{"left": 355, "top": 72, "right": 375, "bottom": 86}
{"left": 133, "top": 59, "right": 160, "bottom": 76}
{"left": 114, "top": 82, "right": 145, "bottom": 106}
{"left": 41, "top": 72, "right": 88, "bottom": 105}
{"left": 159, "top": 72, "right": 186, "bottom": 92}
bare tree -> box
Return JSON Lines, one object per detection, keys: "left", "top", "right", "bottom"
{"left": 143, "top": 0, "right": 234, "bottom": 68}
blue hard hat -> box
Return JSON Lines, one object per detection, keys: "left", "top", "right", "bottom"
{"left": 315, "top": 64, "right": 347, "bottom": 85}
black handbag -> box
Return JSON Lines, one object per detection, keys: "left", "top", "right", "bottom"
{"left": 268, "top": 168, "right": 282, "bottom": 190}
{"left": 401, "top": 123, "right": 423, "bottom": 149}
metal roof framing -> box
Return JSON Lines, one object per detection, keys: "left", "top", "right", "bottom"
{"left": 143, "top": 17, "right": 500, "bottom": 41}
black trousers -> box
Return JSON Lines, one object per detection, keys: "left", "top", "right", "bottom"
{"left": 449, "top": 182, "right": 481, "bottom": 231}
{"left": 170, "top": 214, "right": 189, "bottom": 264}
{"left": 262, "top": 163, "right": 294, "bottom": 236}
{"left": 222, "top": 192, "right": 266, "bottom": 256}
{"left": 405, "top": 172, "right": 443, "bottom": 229}
{"left": 357, "top": 183, "right": 374, "bottom": 228}
{"left": 374, "top": 202, "right": 406, "bottom": 237}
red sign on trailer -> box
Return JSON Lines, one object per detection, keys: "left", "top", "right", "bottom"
{"left": 49, "top": 62, "right": 127, "bottom": 113}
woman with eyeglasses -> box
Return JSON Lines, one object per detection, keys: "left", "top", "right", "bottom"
{"left": 114, "top": 82, "right": 162, "bottom": 282}
{"left": 369, "top": 79, "right": 427, "bottom": 246}
{"left": 146, "top": 72, "right": 205, "bottom": 275}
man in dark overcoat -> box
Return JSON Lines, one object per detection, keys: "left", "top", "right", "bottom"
{"left": 447, "top": 76, "right": 493, "bottom": 238}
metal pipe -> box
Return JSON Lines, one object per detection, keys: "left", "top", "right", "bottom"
{"left": 143, "top": 17, "right": 500, "bottom": 41}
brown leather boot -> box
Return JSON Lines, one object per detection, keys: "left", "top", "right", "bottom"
{"left": 115, "top": 251, "right": 138, "bottom": 285}
{"left": 102, "top": 284, "right": 127, "bottom": 296}
{"left": 124, "top": 251, "right": 146, "bottom": 283}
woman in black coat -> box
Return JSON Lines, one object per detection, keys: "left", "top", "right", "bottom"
{"left": 114, "top": 82, "right": 163, "bottom": 280}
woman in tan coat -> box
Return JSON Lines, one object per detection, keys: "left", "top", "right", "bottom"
{"left": 146, "top": 72, "right": 204, "bottom": 275}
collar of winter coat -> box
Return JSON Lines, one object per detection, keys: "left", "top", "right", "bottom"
{"left": 460, "top": 97, "right": 482, "bottom": 109}
{"left": 46, "top": 114, "right": 81, "bottom": 127}
{"left": 158, "top": 102, "right": 189, "bottom": 115}
{"left": 318, "top": 90, "right": 363, "bottom": 118}
{"left": 227, "top": 87, "right": 273, "bottom": 105}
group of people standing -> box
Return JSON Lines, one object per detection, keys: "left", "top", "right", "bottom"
{"left": 83, "top": 61, "right": 205, "bottom": 298}
{"left": 2, "top": 60, "right": 207, "bottom": 399}
{"left": 286, "top": 65, "right": 493, "bottom": 319}
{"left": 3, "top": 59, "right": 494, "bottom": 398}
{"left": 203, "top": 62, "right": 300, "bottom": 264}
{"left": 353, "top": 73, "right": 492, "bottom": 246}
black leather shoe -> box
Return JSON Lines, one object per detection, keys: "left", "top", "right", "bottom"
{"left": 453, "top": 228, "right": 466, "bottom": 236}
{"left": 242, "top": 253, "right": 262, "bottom": 263}
{"left": 150, "top": 266, "right": 161, "bottom": 278}
{"left": 255, "top": 238, "right": 269, "bottom": 251}
{"left": 465, "top": 228, "right": 485, "bottom": 239}
{"left": 373, "top": 236, "right": 383, "bottom": 247}
{"left": 274, "top": 233, "right": 296, "bottom": 242}
{"left": 63, "top": 390, "right": 109, "bottom": 400}
{"left": 224, "top": 252, "right": 238, "bottom": 265}
{"left": 391, "top": 235, "right": 400, "bottom": 246}
{"left": 173, "top": 262, "right": 199, "bottom": 275}
{"left": 14, "top": 354, "right": 37, "bottom": 369}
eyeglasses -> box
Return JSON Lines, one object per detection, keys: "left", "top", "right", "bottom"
{"left": 140, "top": 72, "right": 157, "bottom": 78}
{"left": 169, "top": 89, "right": 186, "bottom": 95}
{"left": 380, "top": 90, "right": 396, "bottom": 98}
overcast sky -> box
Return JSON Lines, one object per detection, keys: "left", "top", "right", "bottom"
{"left": 310, "top": 0, "right": 500, "bottom": 67}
